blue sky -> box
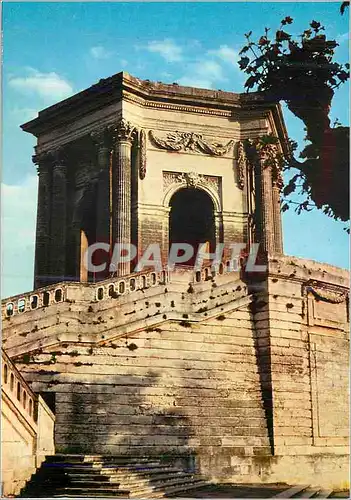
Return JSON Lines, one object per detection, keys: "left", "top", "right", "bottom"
{"left": 1, "top": 2, "right": 349, "bottom": 297}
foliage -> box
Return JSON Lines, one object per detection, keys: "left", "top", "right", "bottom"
{"left": 238, "top": 16, "right": 350, "bottom": 222}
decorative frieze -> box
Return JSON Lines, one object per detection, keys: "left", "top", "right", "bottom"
{"left": 149, "top": 130, "right": 234, "bottom": 156}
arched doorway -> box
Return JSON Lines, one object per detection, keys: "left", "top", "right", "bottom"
{"left": 169, "top": 188, "right": 215, "bottom": 265}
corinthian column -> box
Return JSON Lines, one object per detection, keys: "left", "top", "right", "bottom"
{"left": 111, "top": 119, "right": 136, "bottom": 276}
{"left": 49, "top": 148, "right": 67, "bottom": 282}
{"left": 91, "top": 127, "right": 112, "bottom": 251}
{"left": 272, "top": 166, "right": 284, "bottom": 255}
{"left": 33, "top": 152, "right": 52, "bottom": 289}
{"left": 257, "top": 145, "right": 275, "bottom": 254}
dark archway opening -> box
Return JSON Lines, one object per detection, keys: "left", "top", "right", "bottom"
{"left": 169, "top": 188, "right": 215, "bottom": 266}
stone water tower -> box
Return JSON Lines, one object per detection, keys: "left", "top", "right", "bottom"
{"left": 21, "top": 72, "right": 287, "bottom": 288}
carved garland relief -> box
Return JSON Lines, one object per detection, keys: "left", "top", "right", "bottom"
{"left": 149, "top": 130, "right": 234, "bottom": 157}
{"left": 303, "top": 280, "right": 349, "bottom": 328}
{"left": 163, "top": 171, "right": 221, "bottom": 208}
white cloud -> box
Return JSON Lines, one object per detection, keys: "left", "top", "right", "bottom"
{"left": 11, "top": 107, "right": 38, "bottom": 123}
{"left": 90, "top": 45, "right": 112, "bottom": 59}
{"left": 177, "top": 60, "right": 226, "bottom": 90}
{"left": 208, "top": 45, "right": 239, "bottom": 65}
{"left": 177, "top": 77, "right": 213, "bottom": 90}
{"left": 1, "top": 175, "right": 38, "bottom": 298}
{"left": 9, "top": 68, "right": 73, "bottom": 101}
{"left": 145, "top": 39, "right": 183, "bottom": 62}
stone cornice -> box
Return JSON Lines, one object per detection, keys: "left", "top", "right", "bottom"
{"left": 21, "top": 72, "right": 286, "bottom": 142}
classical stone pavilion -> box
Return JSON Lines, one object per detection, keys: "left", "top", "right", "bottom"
{"left": 21, "top": 72, "right": 286, "bottom": 287}
{"left": 1, "top": 72, "right": 349, "bottom": 496}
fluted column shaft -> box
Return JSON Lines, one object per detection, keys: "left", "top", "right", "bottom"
{"left": 112, "top": 119, "right": 135, "bottom": 276}
{"left": 33, "top": 156, "right": 52, "bottom": 289}
{"left": 91, "top": 128, "right": 112, "bottom": 250}
{"left": 50, "top": 153, "right": 67, "bottom": 282}
{"left": 259, "top": 157, "right": 275, "bottom": 254}
{"left": 272, "top": 183, "right": 283, "bottom": 254}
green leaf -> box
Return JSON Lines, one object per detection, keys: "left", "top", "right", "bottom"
{"left": 239, "top": 45, "right": 250, "bottom": 55}
{"left": 310, "top": 20, "right": 321, "bottom": 31}
{"left": 238, "top": 56, "right": 250, "bottom": 70}
{"left": 245, "top": 75, "right": 260, "bottom": 89}
{"left": 258, "top": 36, "right": 269, "bottom": 46}
{"left": 281, "top": 16, "right": 293, "bottom": 25}
{"left": 276, "top": 30, "right": 291, "bottom": 42}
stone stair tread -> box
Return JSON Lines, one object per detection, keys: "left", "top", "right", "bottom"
{"left": 121, "top": 471, "right": 197, "bottom": 485}
{"left": 54, "top": 495, "right": 129, "bottom": 498}
{"left": 272, "top": 486, "right": 311, "bottom": 498}
{"left": 125, "top": 475, "right": 199, "bottom": 491}
{"left": 314, "top": 489, "right": 333, "bottom": 498}
{"left": 68, "top": 480, "right": 121, "bottom": 488}
{"left": 54, "top": 487, "right": 130, "bottom": 495}
{"left": 102, "top": 465, "right": 180, "bottom": 474}
{"left": 132, "top": 477, "right": 206, "bottom": 495}
{"left": 160, "top": 479, "right": 209, "bottom": 496}
{"left": 298, "top": 487, "right": 322, "bottom": 498}
{"left": 64, "top": 473, "right": 110, "bottom": 481}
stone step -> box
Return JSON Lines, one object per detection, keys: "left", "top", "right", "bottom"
{"left": 46, "top": 454, "right": 161, "bottom": 464}
{"left": 46, "top": 462, "right": 165, "bottom": 473}
{"left": 68, "top": 480, "right": 122, "bottom": 488}
{"left": 131, "top": 477, "right": 205, "bottom": 495}
{"left": 63, "top": 472, "right": 111, "bottom": 481}
{"left": 314, "top": 489, "right": 333, "bottom": 498}
{"left": 118, "top": 471, "right": 196, "bottom": 487}
{"left": 299, "top": 487, "right": 322, "bottom": 498}
{"left": 133, "top": 479, "right": 209, "bottom": 498}
{"left": 53, "top": 487, "right": 130, "bottom": 497}
{"left": 102, "top": 465, "right": 180, "bottom": 475}
{"left": 272, "top": 485, "right": 310, "bottom": 498}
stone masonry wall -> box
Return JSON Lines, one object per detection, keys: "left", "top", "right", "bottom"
{"left": 2, "top": 257, "right": 349, "bottom": 488}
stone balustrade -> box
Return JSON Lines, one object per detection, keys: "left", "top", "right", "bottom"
{"left": 2, "top": 348, "right": 55, "bottom": 496}
{"left": 2, "top": 260, "right": 242, "bottom": 319}
{"left": 2, "top": 349, "right": 36, "bottom": 423}
{"left": 2, "top": 282, "right": 68, "bottom": 319}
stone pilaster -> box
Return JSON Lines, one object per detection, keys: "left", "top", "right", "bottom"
{"left": 91, "top": 127, "right": 112, "bottom": 250}
{"left": 49, "top": 149, "right": 67, "bottom": 282}
{"left": 111, "top": 119, "right": 136, "bottom": 276}
{"left": 32, "top": 153, "right": 52, "bottom": 289}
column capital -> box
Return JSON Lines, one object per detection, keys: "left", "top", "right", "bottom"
{"left": 91, "top": 125, "right": 113, "bottom": 150}
{"left": 109, "top": 118, "right": 137, "bottom": 144}
{"left": 33, "top": 146, "right": 68, "bottom": 169}
{"left": 52, "top": 147, "right": 68, "bottom": 167}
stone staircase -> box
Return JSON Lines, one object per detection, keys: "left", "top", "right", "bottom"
{"left": 18, "top": 455, "right": 208, "bottom": 498}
